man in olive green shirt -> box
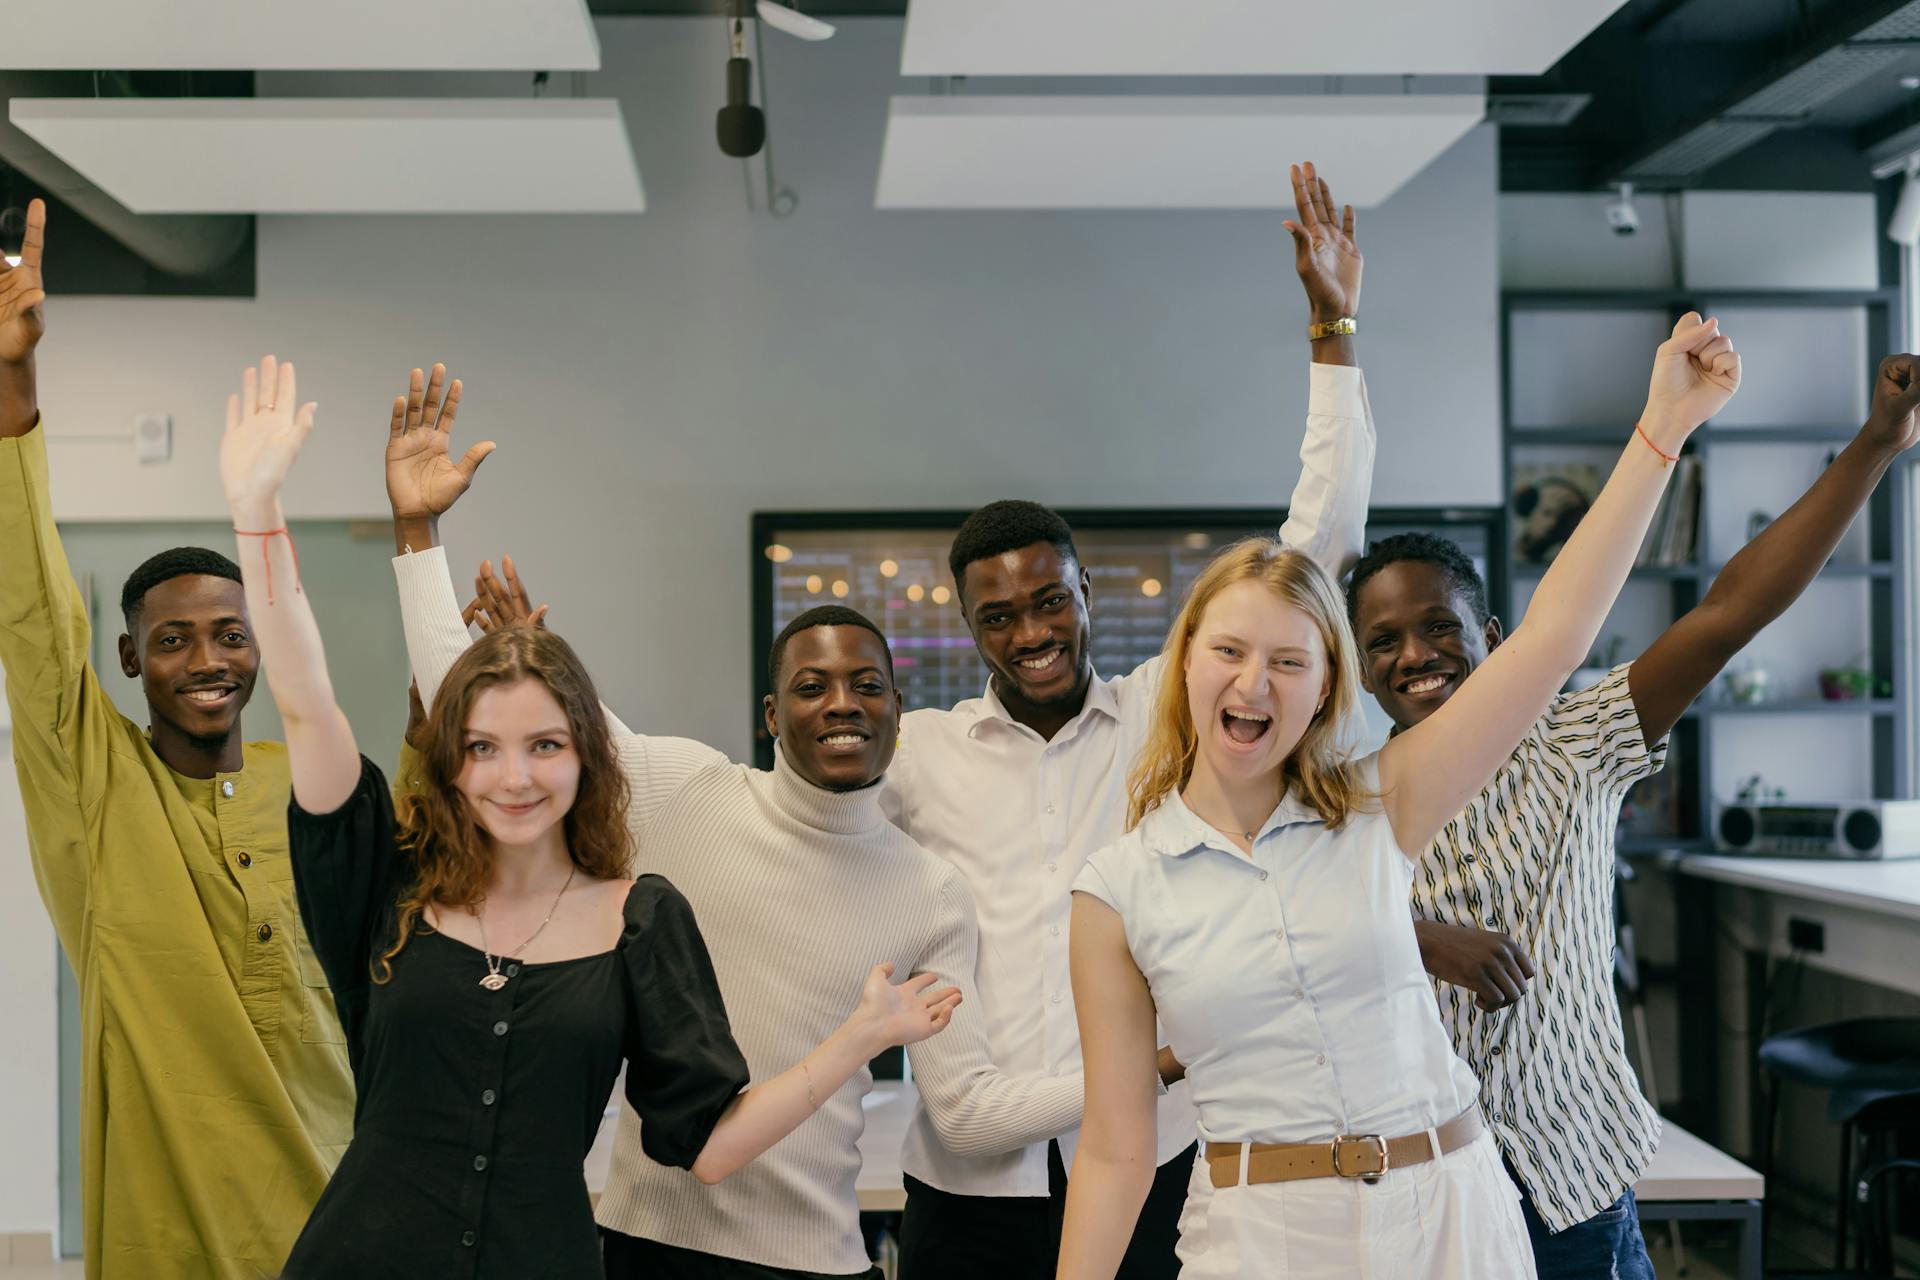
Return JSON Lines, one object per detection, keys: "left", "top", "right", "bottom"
{"left": 0, "top": 204, "right": 353, "bottom": 1277}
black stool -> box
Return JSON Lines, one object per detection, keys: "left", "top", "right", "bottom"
{"left": 1766, "top": 1157, "right": 1920, "bottom": 1278}
{"left": 1757, "top": 1018, "right": 1920, "bottom": 1270}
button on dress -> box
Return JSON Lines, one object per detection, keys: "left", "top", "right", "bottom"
{"left": 281, "top": 758, "right": 751, "bottom": 1280}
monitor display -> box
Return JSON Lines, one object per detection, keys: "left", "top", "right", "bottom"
{"left": 751, "top": 507, "right": 1503, "bottom": 767}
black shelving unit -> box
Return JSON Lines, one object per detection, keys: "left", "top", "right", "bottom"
{"left": 1500, "top": 285, "right": 1913, "bottom": 852}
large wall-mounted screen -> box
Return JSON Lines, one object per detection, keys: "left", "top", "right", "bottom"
{"left": 750, "top": 507, "right": 1504, "bottom": 767}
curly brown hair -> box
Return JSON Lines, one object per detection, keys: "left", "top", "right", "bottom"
{"left": 375, "top": 626, "right": 632, "bottom": 982}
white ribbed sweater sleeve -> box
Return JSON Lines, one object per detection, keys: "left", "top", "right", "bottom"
{"left": 389, "top": 547, "right": 726, "bottom": 834}
{"left": 905, "top": 870, "right": 1084, "bottom": 1155}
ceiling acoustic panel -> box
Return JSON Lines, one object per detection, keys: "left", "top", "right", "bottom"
{"left": 9, "top": 99, "right": 644, "bottom": 214}
{"left": 8, "top": 0, "right": 597, "bottom": 70}
{"left": 874, "top": 95, "right": 1484, "bottom": 210}
{"left": 900, "top": 0, "right": 1627, "bottom": 77}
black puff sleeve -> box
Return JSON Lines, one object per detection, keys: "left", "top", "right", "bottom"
{"left": 618, "top": 874, "right": 753, "bottom": 1169}
{"left": 288, "top": 756, "right": 406, "bottom": 1070}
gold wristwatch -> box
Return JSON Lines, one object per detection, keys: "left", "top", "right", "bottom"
{"left": 1308, "top": 316, "right": 1357, "bottom": 340}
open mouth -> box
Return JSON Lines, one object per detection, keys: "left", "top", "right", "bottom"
{"left": 1220, "top": 708, "right": 1273, "bottom": 745}
{"left": 1398, "top": 672, "right": 1454, "bottom": 699}
{"left": 180, "top": 685, "right": 237, "bottom": 708}
{"left": 1013, "top": 648, "right": 1065, "bottom": 676}
{"left": 818, "top": 731, "right": 869, "bottom": 752}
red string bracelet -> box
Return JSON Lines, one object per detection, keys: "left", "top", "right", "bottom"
{"left": 233, "top": 527, "right": 303, "bottom": 604}
{"left": 1634, "top": 420, "right": 1679, "bottom": 466}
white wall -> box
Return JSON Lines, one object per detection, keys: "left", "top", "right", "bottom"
{"left": 0, "top": 735, "right": 59, "bottom": 1239}
{"left": 26, "top": 16, "right": 1499, "bottom": 759}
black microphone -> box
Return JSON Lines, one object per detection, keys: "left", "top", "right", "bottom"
{"left": 716, "top": 56, "right": 766, "bottom": 158}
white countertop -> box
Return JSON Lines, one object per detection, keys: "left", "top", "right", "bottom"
{"left": 1668, "top": 852, "right": 1920, "bottom": 922}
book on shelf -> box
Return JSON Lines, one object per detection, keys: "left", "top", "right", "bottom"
{"left": 1635, "top": 455, "right": 1702, "bottom": 568}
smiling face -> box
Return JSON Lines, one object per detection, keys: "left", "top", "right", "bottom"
{"left": 1350, "top": 559, "right": 1503, "bottom": 732}
{"left": 764, "top": 624, "right": 902, "bottom": 791}
{"left": 118, "top": 574, "right": 259, "bottom": 748}
{"left": 453, "top": 677, "right": 581, "bottom": 847}
{"left": 1182, "top": 578, "right": 1329, "bottom": 788}
{"left": 959, "top": 542, "right": 1092, "bottom": 712}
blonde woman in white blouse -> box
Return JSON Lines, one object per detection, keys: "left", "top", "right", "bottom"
{"left": 1056, "top": 314, "right": 1741, "bottom": 1280}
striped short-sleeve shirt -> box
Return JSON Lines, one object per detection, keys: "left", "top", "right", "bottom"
{"left": 1408, "top": 662, "right": 1668, "bottom": 1232}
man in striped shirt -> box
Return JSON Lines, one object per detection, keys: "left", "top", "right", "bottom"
{"left": 1343, "top": 352, "right": 1920, "bottom": 1278}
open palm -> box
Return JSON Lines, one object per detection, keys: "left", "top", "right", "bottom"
{"left": 1283, "top": 161, "right": 1362, "bottom": 319}
{"left": 222, "top": 356, "right": 316, "bottom": 514}
{"left": 0, "top": 200, "right": 47, "bottom": 365}
{"left": 857, "top": 963, "right": 962, "bottom": 1048}
{"left": 385, "top": 363, "right": 494, "bottom": 520}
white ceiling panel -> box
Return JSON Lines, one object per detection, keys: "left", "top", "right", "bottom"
{"left": 900, "top": 0, "right": 1627, "bottom": 77}
{"left": 874, "top": 96, "right": 1483, "bottom": 210}
{"left": 7, "top": 0, "right": 597, "bottom": 70}
{"left": 9, "top": 99, "right": 644, "bottom": 214}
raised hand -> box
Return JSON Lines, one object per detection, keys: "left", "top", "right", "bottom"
{"left": 0, "top": 199, "right": 47, "bottom": 366}
{"left": 465, "top": 555, "right": 549, "bottom": 634}
{"left": 1282, "top": 161, "right": 1361, "bottom": 323}
{"left": 404, "top": 679, "right": 430, "bottom": 751}
{"left": 854, "top": 962, "right": 962, "bottom": 1049}
{"left": 1643, "top": 312, "right": 1740, "bottom": 432}
{"left": 1864, "top": 353, "right": 1920, "bottom": 455}
{"left": 222, "top": 355, "right": 316, "bottom": 522}
{"left": 385, "top": 363, "right": 495, "bottom": 521}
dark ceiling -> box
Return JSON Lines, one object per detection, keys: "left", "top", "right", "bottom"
{"left": 1495, "top": 0, "right": 1920, "bottom": 191}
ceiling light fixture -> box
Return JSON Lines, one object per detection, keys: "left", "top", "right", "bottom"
{"left": 757, "top": 1, "right": 835, "bottom": 42}
{"left": 1887, "top": 163, "right": 1920, "bottom": 246}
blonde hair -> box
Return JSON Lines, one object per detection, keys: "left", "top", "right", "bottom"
{"left": 1125, "top": 537, "right": 1370, "bottom": 831}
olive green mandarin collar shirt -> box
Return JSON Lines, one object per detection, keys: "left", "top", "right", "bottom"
{"left": 0, "top": 422, "right": 354, "bottom": 1279}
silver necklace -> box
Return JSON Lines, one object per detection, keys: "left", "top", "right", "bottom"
{"left": 473, "top": 865, "right": 576, "bottom": 991}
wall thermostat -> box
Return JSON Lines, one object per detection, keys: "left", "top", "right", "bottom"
{"left": 134, "top": 413, "right": 172, "bottom": 463}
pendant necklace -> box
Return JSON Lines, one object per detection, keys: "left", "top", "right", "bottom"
{"left": 474, "top": 865, "right": 576, "bottom": 991}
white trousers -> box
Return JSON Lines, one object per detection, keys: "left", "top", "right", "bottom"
{"left": 1174, "top": 1133, "right": 1538, "bottom": 1279}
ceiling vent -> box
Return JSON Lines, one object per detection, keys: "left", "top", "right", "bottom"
{"left": 1487, "top": 93, "right": 1591, "bottom": 126}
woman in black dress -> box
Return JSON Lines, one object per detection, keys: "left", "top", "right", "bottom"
{"left": 216, "top": 356, "right": 962, "bottom": 1278}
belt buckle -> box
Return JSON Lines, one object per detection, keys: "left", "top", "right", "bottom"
{"left": 1331, "top": 1133, "right": 1389, "bottom": 1183}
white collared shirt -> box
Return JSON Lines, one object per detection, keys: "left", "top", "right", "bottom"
{"left": 881, "top": 363, "right": 1376, "bottom": 1195}
{"left": 1075, "top": 767, "right": 1481, "bottom": 1145}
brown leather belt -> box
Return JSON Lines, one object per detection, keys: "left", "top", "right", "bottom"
{"left": 1203, "top": 1106, "right": 1485, "bottom": 1188}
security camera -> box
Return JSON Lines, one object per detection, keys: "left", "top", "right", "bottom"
{"left": 1605, "top": 182, "right": 1639, "bottom": 237}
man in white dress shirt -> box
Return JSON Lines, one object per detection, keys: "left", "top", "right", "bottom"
{"left": 879, "top": 162, "right": 1377, "bottom": 1279}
